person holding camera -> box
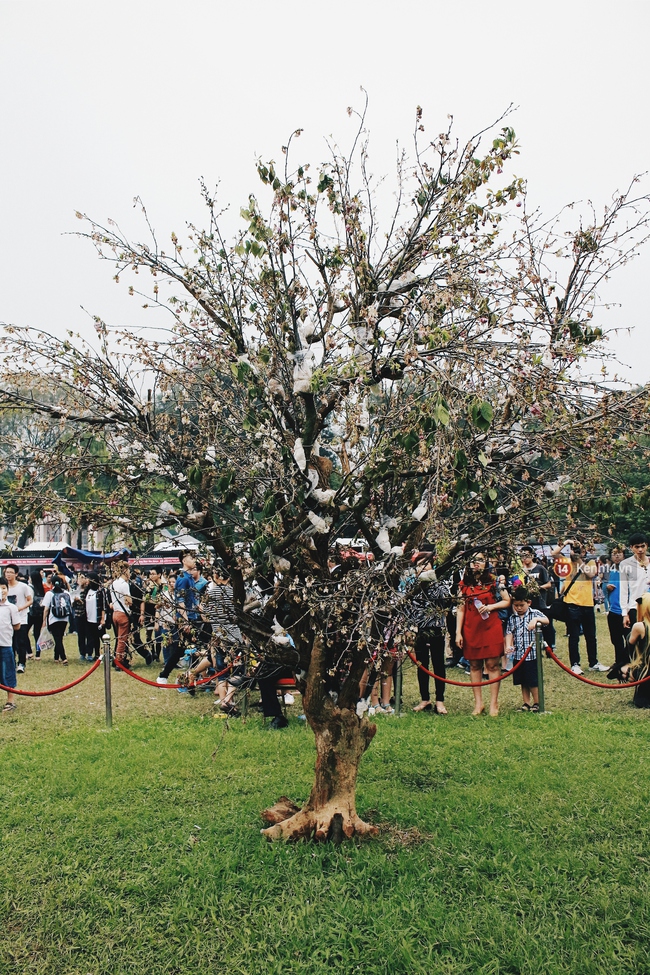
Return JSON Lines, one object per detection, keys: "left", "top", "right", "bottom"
{"left": 550, "top": 538, "right": 608, "bottom": 675}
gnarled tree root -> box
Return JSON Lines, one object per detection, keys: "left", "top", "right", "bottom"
{"left": 260, "top": 801, "right": 379, "bottom": 842}
{"left": 260, "top": 796, "right": 301, "bottom": 825}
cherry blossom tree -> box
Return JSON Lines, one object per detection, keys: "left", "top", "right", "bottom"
{"left": 1, "top": 105, "right": 649, "bottom": 840}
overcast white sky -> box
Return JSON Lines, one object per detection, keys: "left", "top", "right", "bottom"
{"left": 1, "top": 0, "right": 648, "bottom": 381}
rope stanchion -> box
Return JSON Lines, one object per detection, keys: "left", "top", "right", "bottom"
{"left": 405, "top": 645, "right": 533, "bottom": 687}
{"left": 114, "top": 659, "right": 230, "bottom": 688}
{"left": 0, "top": 657, "right": 102, "bottom": 697}
{"left": 102, "top": 633, "right": 112, "bottom": 729}
{"left": 545, "top": 645, "right": 650, "bottom": 689}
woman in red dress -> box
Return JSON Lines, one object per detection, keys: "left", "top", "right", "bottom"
{"left": 456, "top": 553, "right": 511, "bottom": 716}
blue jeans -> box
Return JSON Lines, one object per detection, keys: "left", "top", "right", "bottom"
{"left": 0, "top": 645, "right": 17, "bottom": 689}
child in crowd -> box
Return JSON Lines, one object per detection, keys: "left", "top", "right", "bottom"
{"left": 505, "top": 587, "right": 549, "bottom": 713}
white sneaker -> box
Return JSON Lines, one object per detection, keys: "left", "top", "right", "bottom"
{"left": 356, "top": 699, "right": 369, "bottom": 718}
{"left": 156, "top": 676, "right": 168, "bottom": 684}
{"left": 589, "top": 662, "right": 609, "bottom": 672}
{"left": 16, "top": 664, "right": 25, "bottom": 673}
{"left": 571, "top": 664, "right": 584, "bottom": 676}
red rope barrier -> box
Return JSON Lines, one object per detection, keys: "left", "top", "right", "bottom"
{"left": 0, "top": 657, "right": 102, "bottom": 697}
{"left": 405, "top": 645, "right": 533, "bottom": 686}
{"left": 114, "top": 659, "right": 230, "bottom": 688}
{"left": 545, "top": 645, "right": 650, "bottom": 688}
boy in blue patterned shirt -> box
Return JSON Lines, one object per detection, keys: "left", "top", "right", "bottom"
{"left": 505, "top": 587, "right": 549, "bottom": 712}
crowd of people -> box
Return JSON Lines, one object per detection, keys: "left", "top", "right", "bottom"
{"left": 406, "top": 532, "right": 650, "bottom": 717}
{"left": 1, "top": 531, "right": 650, "bottom": 719}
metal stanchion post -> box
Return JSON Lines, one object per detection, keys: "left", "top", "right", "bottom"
{"left": 395, "top": 656, "right": 403, "bottom": 717}
{"left": 535, "top": 622, "right": 545, "bottom": 713}
{"left": 102, "top": 633, "right": 113, "bottom": 729}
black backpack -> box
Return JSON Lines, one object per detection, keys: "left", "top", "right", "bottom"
{"left": 50, "top": 592, "right": 70, "bottom": 620}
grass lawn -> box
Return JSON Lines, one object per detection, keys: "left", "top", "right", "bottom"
{"left": 1, "top": 614, "right": 649, "bottom": 975}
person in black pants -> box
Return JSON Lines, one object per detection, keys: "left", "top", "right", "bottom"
{"left": 414, "top": 627, "right": 447, "bottom": 714}
{"left": 42, "top": 578, "right": 72, "bottom": 663}
{"left": 28, "top": 571, "right": 45, "bottom": 656}
{"left": 5, "top": 566, "right": 33, "bottom": 672}
{"left": 129, "top": 574, "right": 153, "bottom": 666}
{"left": 72, "top": 573, "right": 89, "bottom": 660}
{"left": 257, "top": 662, "right": 289, "bottom": 729}
{"left": 85, "top": 573, "right": 108, "bottom": 660}
{"left": 606, "top": 547, "right": 629, "bottom": 673}
{"left": 409, "top": 546, "right": 451, "bottom": 715}
{"left": 156, "top": 619, "right": 212, "bottom": 682}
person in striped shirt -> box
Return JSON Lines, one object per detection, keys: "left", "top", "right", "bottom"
{"left": 505, "top": 588, "right": 549, "bottom": 713}
{"left": 201, "top": 566, "right": 242, "bottom": 643}
{"left": 199, "top": 565, "right": 243, "bottom": 714}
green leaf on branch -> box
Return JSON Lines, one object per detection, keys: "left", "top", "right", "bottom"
{"left": 402, "top": 430, "right": 419, "bottom": 452}
{"left": 470, "top": 400, "right": 494, "bottom": 431}
{"left": 433, "top": 399, "right": 450, "bottom": 427}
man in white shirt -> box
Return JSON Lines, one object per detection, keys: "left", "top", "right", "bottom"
{"left": 109, "top": 563, "right": 132, "bottom": 664}
{"left": 620, "top": 533, "right": 650, "bottom": 629}
{"left": 0, "top": 575, "right": 22, "bottom": 713}
{"left": 4, "top": 564, "right": 33, "bottom": 674}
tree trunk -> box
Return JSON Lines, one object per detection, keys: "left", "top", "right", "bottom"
{"left": 261, "top": 636, "right": 379, "bottom": 842}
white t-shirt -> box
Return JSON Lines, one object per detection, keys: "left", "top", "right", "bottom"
{"left": 7, "top": 580, "right": 32, "bottom": 625}
{"left": 0, "top": 600, "right": 20, "bottom": 646}
{"left": 110, "top": 577, "right": 131, "bottom": 615}
{"left": 42, "top": 589, "right": 72, "bottom": 627}
{"left": 86, "top": 589, "right": 98, "bottom": 624}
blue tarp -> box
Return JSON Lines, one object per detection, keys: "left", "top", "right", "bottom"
{"left": 55, "top": 546, "right": 132, "bottom": 576}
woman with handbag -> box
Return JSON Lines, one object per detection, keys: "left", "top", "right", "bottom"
{"left": 456, "top": 552, "right": 511, "bottom": 716}
{"left": 549, "top": 540, "right": 608, "bottom": 675}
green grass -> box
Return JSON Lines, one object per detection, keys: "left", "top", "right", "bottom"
{"left": 1, "top": 617, "right": 650, "bottom": 975}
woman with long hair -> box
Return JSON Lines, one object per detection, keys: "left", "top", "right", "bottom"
{"left": 41, "top": 576, "right": 73, "bottom": 663}
{"left": 623, "top": 593, "right": 650, "bottom": 708}
{"left": 455, "top": 552, "right": 511, "bottom": 716}
{"left": 410, "top": 547, "right": 452, "bottom": 715}
{"left": 27, "top": 570, "right": 46, "bottom": 657}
